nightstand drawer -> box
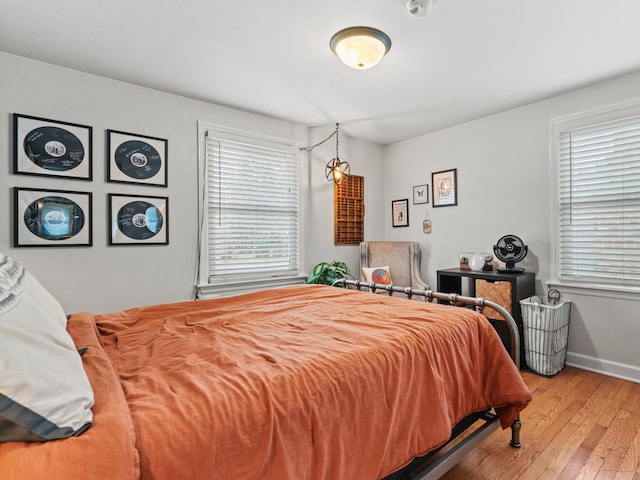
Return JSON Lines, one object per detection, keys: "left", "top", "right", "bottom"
{"left": 475, "top": 279, "right": 511, "bottom": 320}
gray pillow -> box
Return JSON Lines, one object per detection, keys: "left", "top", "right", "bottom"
{"left": 0, "top": 254, "right": 94, "bottom": 442}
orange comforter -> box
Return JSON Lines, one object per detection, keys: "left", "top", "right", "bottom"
{"left": 0, "top": 285, "right": 530, "bottom": 479}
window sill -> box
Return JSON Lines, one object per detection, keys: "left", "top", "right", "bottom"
{"left": 546, "top": 280, "right": 640, "bottom": 302}
{"left": 197, "top": 275, "right": 308, "bottom": 299}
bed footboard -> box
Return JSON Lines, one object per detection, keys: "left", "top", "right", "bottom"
{"left": 332, "top": 279, "right": 523, "bottom": 479}
{"left": 332, "top": 279, "right": 521, "bottom": 368}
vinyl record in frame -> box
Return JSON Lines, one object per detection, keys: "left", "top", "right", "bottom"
{"left": 109, "top": 193, "right": 169, "bottom": 245}
{"left": 107, "top": 130, "right": 168, "bottom": 186}
{"left": 13, "top": 114, "right": 93, "bottom": 180}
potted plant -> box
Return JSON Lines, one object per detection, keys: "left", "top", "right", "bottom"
{"left": 306, "top": 261, "right": 352, "bottom": 287}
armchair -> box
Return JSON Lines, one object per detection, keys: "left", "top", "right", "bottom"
{"left": 359, "top": 241, "right": 429, "bottom": 290}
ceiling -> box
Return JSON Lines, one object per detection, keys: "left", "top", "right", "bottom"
{"left": 2, "top": 0, "right": 640, "bottom": 145}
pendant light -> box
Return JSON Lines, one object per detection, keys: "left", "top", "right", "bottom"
{"left": 325, "top": 124, "right": 350, "bottom": 185}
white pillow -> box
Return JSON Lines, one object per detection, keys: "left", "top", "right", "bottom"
{"left": 0, "top": 253, "right": 94, "bottom": 442}
{"left": 362, "top": 265, "right": 393, "bottom": 285}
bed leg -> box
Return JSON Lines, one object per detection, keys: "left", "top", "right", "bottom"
{"left": 510, "top": 415, "right": 522, "bottom": 448}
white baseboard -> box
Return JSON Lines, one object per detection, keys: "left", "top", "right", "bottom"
{"left": 566, "top": 352, "right": 640, "bottom": 384}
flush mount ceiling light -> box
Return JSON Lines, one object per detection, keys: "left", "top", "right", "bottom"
{"left": 330, "top": 26, "right": 391, "bottom": 70}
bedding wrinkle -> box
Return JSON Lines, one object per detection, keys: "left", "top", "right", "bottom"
{"left": 3, "top": 285, "right": 529, "bottom": 479}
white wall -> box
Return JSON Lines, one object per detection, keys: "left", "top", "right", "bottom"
{"left": 304, "top": 127, "right": 385, "bottom": 278}
{"left": 0, "top": 52, "right": 385, "bottom": 314}
{"left": 384, "top": 72, "right": 640, "bottom": 382}
{"left": 0, "top": 51, "right": 286, "bottom": 313}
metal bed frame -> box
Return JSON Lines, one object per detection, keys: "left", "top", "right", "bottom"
{"left": 332, "top": 279, "right": 523, "bottom": 480}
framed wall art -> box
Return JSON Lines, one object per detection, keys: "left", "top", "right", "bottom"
{"left": 392, "top": 198, "right": 409, "bottom": 227}
{"left": 432, "top": 168, "right": 458, "bottom": 207}
{"left": 109, "top": 193, "right": 169, "bottom": 245}
{"left": 413, "top": 184, "right": 429, "bottom": 204}
{"left": 107, "top": 130, "right": 168, "bottom": 187}
{"left": 13, "top": 114, "right": 92, "bottom": 180}
{"left": 14, "top": 187, "right": 92, "bottom": 247}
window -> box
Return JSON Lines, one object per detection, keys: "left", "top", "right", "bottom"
{"left": 553, "top": 104, "right": 640, "bottom": 289}
{"left": 199, "top": 126, "right": 300, "bottom": 290}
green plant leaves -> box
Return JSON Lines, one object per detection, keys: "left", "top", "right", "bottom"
{"left": 306, "top": 261, "right": 352, "bottom": 287}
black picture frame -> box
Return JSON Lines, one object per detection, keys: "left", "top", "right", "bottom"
{"left": 392, "top": 199, "right": 409, "bottom": 227}
{"left": 413, "top": 184, "right": 429, "bottom": 204}
{"left": 432, "top": 168, "right": 458, "bottom": 207}
{"left": 107, "top": 130, "right": 168, "bottom": 187}
{"left": 13, "top": 114, "right": 93, "bottom": 180}
{"left": 108, "top": 193, "right": 169, "bottom": 245}
{"left": 14, "top": 187, "right": 92, "bottom": 247}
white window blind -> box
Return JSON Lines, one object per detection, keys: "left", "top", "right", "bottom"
{"left": 558, "top": 115, "right": 640, "bottom": 287}
{"left": 205, "top": 131, "right": 299, "bottom": 282}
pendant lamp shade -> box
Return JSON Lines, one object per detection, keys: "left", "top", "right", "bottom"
{"left": 325, "top": 157, "right": 350, "bottom": 185}
{"left": 330, "top": 27, "right": 391, "bottom": 70}
{"left": 324, "top": 124, "right": 350, "bottom": 185}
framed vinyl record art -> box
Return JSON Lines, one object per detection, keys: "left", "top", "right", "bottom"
{"left": 13, "top": 114, "right": 93, "bottom": 180}
{"left": 14, "top": 187, "right": 92, "bottom": 247}
{"left": 107, "top": 130, "right": 168, "bottom": 186}
{"left": 109, "top": 194, "right": 168, "bottom": 245}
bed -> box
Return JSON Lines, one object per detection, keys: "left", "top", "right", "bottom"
{"left": 0, "top": 254, "right": 531, "bottom": 480}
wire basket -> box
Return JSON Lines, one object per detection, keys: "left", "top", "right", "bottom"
{"left": 519, "top": 291, "right": 571, "bottom": 376}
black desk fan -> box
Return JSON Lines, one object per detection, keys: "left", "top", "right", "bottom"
{"left": 493, "top": 234, "right": 528, "bottom": 273}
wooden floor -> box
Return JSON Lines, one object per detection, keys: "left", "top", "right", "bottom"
{"left": 439, "top": 366, "right": 640, "bottom": 480}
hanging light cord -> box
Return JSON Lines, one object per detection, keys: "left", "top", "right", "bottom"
{"left": 299, "top": 124, "right": 340, "bottom": 153}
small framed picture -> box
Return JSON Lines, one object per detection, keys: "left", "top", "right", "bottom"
{"left": 413, "top": 184, "right": 429, "bottom": 204}
{"left": 13, "top": 114, "right": 92, "bottom": 180}
{"left": 432, "top": 168, "right": 458, "bottom": 207}
{"left": 14, "top": 187, "right": 92, "bottom": 247}
{"left": 107, "top": 130, "right": 168, "bottom": 187}
{"left": 392, "top": 199, "right": 409, "bottom": 227}
{"left": 109, "top": 193, "right": 168, "bottom": 245}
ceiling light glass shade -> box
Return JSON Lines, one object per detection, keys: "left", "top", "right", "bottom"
{"left": 330, "top": 27, "right": 391, "bottom": 70}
